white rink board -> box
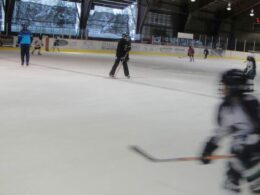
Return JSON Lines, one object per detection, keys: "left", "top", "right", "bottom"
{"left": 47, "top": 38, "right": 260, "bottom": 59}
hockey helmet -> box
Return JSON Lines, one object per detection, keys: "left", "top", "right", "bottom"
{"left": 247, "top": 53, "right": 255, "bottom": 61}
{"left": 21, "top": 22, "right": 29, "bottom": 30}
{"left": 220, "top": 69, "right": 252, "bottom": 95}
{"left": 122, "top": 33, "right": 129, "bottom": 39}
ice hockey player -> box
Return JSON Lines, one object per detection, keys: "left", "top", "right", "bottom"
{"left": 244, "top": 54, "right": 257, "bottom": 92}
{"left": 200, "top": 69, "right": 260, "bottom": 195}
{"left": 204, "top": 48, "right": 209, "bottom": 59}
{"left": 109, "top": 33, "right": 131, "bottom": 78}
{"left": 52, "top": 36, "right": 60, "bottom": 52}
{"left": 18, "top": 23, "right": 33, "bottom": 66}
{"left": 31, "top": 36, "right": 43, "bottom": 55}
{"left": 188, "top": 45, "right": 195, "bottom": 62}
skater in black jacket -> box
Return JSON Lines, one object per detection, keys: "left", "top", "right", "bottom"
{"left": 204, "top": 48, "right": 209, "bottom": 59}
{"left": 109, "top": 33, "right": 131, "bottom": 78}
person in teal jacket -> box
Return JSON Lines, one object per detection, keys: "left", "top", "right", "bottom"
{"left": 18, "top": 24, "right": 33, "bottom": 66}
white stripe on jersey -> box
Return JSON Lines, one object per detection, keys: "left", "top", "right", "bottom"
{"left": 216, "top": 102, "right": 254, "bottom": 149}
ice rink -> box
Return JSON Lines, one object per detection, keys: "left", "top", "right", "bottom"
{"left": 0, "top": 50, "right": 259, "bottom": 195}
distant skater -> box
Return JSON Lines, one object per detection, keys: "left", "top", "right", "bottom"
{"left": 52, "top": 36, "right": 60, "bottom": 52}
{"left": 204, "top": 48, "right": 209, "bottom": 59}
{"left": 31, "top": 36, "right": 43, "bottom": 55}
{"left": 188, "top": 46, "right": 195, "bottom": 62}
{"left": 109, "top": 33, "right": 131, "bottom": 78}
{"left": 244, "top": 53, "right": 256, "bottom": 92}
{"left": 18, "top": 24, "right": 33, "bottom": 66}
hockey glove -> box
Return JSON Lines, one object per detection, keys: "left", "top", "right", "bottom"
{"left": 200, "top": 137, "right": 218, "bottom": 164}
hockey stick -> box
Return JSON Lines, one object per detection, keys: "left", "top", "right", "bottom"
{"left": 130, "top": 145, "right": 234, "bottom": 163}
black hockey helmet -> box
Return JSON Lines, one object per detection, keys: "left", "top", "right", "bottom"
{"left": 220, "top": 69, "right": 252, "bottom": 95}
{"left": 247, "top": 53, "right": 255, "bottom": 62}
{"left": 21, "top": 22, "right": 29, "bottom": 30}
{"left": 122, "top": 33, "right": 129, "bottom": 38}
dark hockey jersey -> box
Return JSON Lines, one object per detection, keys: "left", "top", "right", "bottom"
{"left": 116, "top": 38, "right": 131, "bottom": 58}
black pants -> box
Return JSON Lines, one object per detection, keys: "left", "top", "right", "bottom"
{"left": 224, "top": 142, "right": 260, "bottom": 194}
{"left": 223, "top": 162, "right": 242, "bottom": 193}
{"left": 109, "top": 57, "right": 129, "bottom": 76}
{"left": 20, "top": 44, "right": 30, "bottom": 65}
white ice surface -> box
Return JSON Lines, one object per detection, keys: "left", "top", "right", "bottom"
{"left": 0, "top": 50, "right": 259, "bottom": 195}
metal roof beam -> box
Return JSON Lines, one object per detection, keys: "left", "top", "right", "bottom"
{"left": 189, "top": 0, "right": 215, "bottom": 13}
{"left": 93, "top": 0, "right": 136, "bottom": 9}
{"left": 95, "top": 0, "right": 131, "bottom": 6}
{"left": 94, "top": 3, "right": 125, "bottom": 9}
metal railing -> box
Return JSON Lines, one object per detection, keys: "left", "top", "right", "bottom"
{"left": 143, "top": 34, "right": 260, "bottom": 53}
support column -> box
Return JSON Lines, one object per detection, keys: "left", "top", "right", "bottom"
{"left": 136, "top": 0, "right": 152, "bottom": 35}
{"left": 79, "top": 0, "right": 93, "bottom": 39}
{"left": 5, "top": 0, "right": 15, "bottom": 34}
